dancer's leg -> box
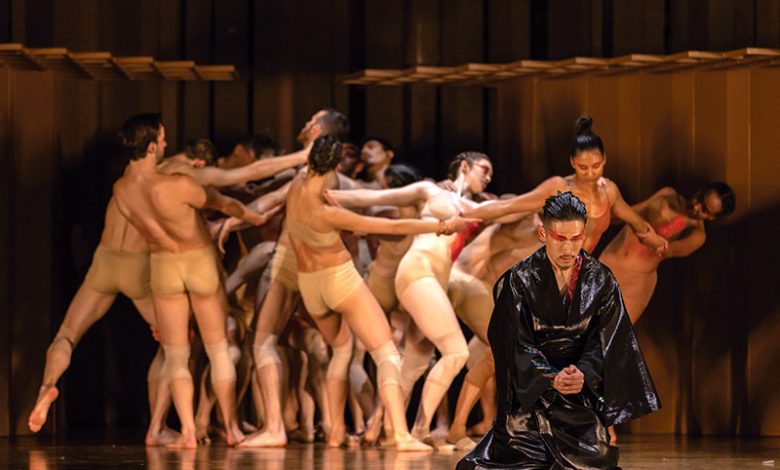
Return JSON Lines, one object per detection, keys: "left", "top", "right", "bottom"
{"left": 28, "top": 284, "right": 117, "bottom": 432}
{"left": 334, "top": 283, "right": 431, "bottom": 451}
{"left": 398, "top": 278, "right": 468, "bottom": 439}
{"left": 153, "top": 293, "right": 197, "bottom": 449}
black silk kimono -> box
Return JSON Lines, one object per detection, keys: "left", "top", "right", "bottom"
{"left": 458, "top": 248, "right": 660, "bottom": 470}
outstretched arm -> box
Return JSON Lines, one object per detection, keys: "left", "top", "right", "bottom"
{"left": 326, "top": 181, "right": 438, "bottom": 208}
{"left": 204, "top": 187, "right": 276, "bottom": 226}
{"left": 461, "top": 177, "right": 565, "bottom": 220}
{"left": 322, "top": 204, "right": 476, "bottom": 236}
{"left": 193, "top": 148, "right": 309, "bottom": 187}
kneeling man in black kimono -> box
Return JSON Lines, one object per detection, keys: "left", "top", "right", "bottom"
{"left": 458, "top": 192, "right": 660, "bottom": 470}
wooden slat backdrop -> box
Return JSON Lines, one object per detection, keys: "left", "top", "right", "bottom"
{"left": 1, "top": 0, "right": 779, "bottom": 437}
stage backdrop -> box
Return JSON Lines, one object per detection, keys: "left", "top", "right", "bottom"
{"left": 1, "top": 0, "right": 779, "bottom": 437}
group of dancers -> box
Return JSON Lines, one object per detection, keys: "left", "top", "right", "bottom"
{"left": 27, "top": 109, "right": 735, "bottom": 454}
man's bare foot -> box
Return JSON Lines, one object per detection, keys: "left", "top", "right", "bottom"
{"left": 225, "top": 422, "right": 245, "bottom": 446}
{"left": 430, "top": 424, "right": 449, "bottom": 439}
{"left": 288, "top": 427, "right": 315, "bottom": 443}
{"left": 362, "top": 413, "right": 383, "bottom": 445}
{"left": 28, "top": 386, "right": 59, "bottom": 433}
{"left": 146, "top": 427, "right": 182, "bottom": 446}
{"left": 394, "top": 432, "right": 433, "bottom": 452}
{"left": 240, "top": 420, "right": 259, "bottom": 433}
{"left": 238, "top": 429, "right": 287, "bottom": 448}
{"left": 165, "top": 430, "right": 197, "bottom": 449}
{"left": 446, "top": 424, "right": 467, "bottom": 446}
{"left": 467, "top": 420, "right": 492, "bottom": 437}
{"left": 608, "top": 425, "right": 617, "bottom": 445}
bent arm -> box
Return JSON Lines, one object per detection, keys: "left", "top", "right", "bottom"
{"left": 327, "top": 181, "right": 437, "bottom": 208}
{"left": 462, "top": 177, "right": 563, "bottom": 220}
{"left": 664, "top": 226, "right": 706, "bottom": 258}
{"left": 204, "top": 188, "right": 264, "bottom": 224}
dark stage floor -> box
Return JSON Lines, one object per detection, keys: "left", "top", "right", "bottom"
{"left": 1, "top": 434, "right": 779, "bottom": 469}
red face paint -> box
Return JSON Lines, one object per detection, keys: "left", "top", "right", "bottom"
{"left": 548, "top": 229, "right": 585, "bottom": 242}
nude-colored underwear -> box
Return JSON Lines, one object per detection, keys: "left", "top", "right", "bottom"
{"left": 366, "top": 269, "right": 397, "bottom": 313}
{"left": 84, "top": 245, "right": 151, "bottom": 300}
{"left": 150, "top": 245, "right": 221, "bottom": 296}
{"left": 270, "top": 241, "right": 300, "bottom": 292}
{"left": 448, "top": 267, "right": 494, "bottom": 342}
{"left": 394, "top": 247, "right": 452, "bottom": 297}
{"left": 298, "top": 260, "right": 364, "bottom": 317}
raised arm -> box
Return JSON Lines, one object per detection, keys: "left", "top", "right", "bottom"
{"left": 193, "top": 148, "right": 309, "bottom": 187}
{"left": 461, "top": 177, "right": 565, "bottom": 220}
{"left": 663, "top": 224, "right": 706, "bottom": 259}
{"left": 326, "top": 181, "right": 438, "bottom": 208}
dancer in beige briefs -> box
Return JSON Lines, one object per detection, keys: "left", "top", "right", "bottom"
{"left": 600, "top": 182, "right": 735, "bottom": 324}
{"left": 283, "top": 135, "right": 476, "bottom": 450}
{"left": 27, "top": 129, "right": 300, "bottom": 444}
{"left": 239, "top": 108, "right": 350, "bottom": 448}
{"left": 112, "top": 113, "right": 271, "bottom": 448}
{"left": 328, "top": 151, "right": 493, "bottom": 445}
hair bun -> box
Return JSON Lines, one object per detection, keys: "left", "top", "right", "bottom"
{"left": 575, "top": 115, "right": 593, "bottom": 135}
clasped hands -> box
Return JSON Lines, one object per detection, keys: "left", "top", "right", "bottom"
{"left": 552, "top": 365, "right": 585, "bottom": 395}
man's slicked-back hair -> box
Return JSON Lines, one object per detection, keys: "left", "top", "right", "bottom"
{"left": 308, "top": 135, "right": 343, "bottom": 175}
{"left": 542, "top": 191, "right": 588, "bottom": 225}
{"left": 360, "top": 135, "right": 395, "bottom": 154}
{"left": 317, "top": 108, "right": 350, "bottom": 140}
{"left": 240, "top": 133, "right": 279, "bottom": 157}
{"left": 184, "top": 138, "right": 217, "bottom": 165}
{"left": 118, "top": 113, "right": 162, "bottom": 161}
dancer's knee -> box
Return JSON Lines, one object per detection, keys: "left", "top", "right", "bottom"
{"left": 428, "top": 331, "right": 469, "bottom": 385}
{"left": 253, "top": 332, "right": 282, "bottom": 370}
{"left": 204, "top": 338, "right": 237, "bottom": 382}
{"left": 370, "top": 340, "right": 402, "bottom": 388}
{"left": 326, "top": 333, "right": 354, "bottom": 381}
{"left": 162, "top": 344, "right": 192, "bottom": 380}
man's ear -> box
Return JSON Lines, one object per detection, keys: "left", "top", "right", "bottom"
{"left": 147, "top": 142, "right": 158, "bottom": 156}
{"left": 388, "top": 150, "right": 395, "bottom": 161}
{"left": 537, "top": 223, "right": 546, "bottom": 242}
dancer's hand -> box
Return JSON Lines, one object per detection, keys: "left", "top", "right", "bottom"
{"left": 553, "top": 365, "right": 584, "bottom": 395}
{"left": 636, "top": 223, "right": 668, "bottom": 256}
{"left": 245, "top": 204, "right": 283, "bottom": 227}
{"left": 437, "top": 216, "right": 481, "bottom": 235}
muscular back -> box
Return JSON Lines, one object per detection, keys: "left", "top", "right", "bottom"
{"left": 113, "top": 171, "right": 211, "bottom": 253}
{"left": 99, "top": 198, "right": 150, "bottom": 253}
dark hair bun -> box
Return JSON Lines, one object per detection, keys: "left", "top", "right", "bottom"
{"left": 576, "top": 116, "right": 593, "bottom": 135}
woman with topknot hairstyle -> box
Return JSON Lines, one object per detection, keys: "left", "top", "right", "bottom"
{"left": 282, "top": 135, "right": 474, "bottom": 450}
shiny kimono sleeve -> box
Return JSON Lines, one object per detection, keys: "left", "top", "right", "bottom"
{"left": 590, "top": 275, "right": 660, "bottom": 426}
{"left": 488, "top": 269, "right": 558, "bottom": 413}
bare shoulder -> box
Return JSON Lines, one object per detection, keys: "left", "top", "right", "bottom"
{"left": 545, "top": 175, "right": 568, "bottom": 189}
{"left": 158, "top": 159, "right": 194, "bottom": 177}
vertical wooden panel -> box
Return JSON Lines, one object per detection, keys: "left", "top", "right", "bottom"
{"left": 52, "top": 0, "right": 98, "bottom": 50}
{"left": 546, "top": 0, "right": 592, "bottom": 59}
{"left": 756, "top": 0, "right": 780, "bottom": 47}
{"left": 213, "top": 0, "right": 250, "bottom": 150}
{"left": 183, "top": 0, "right": 213, "bottom": 146}
{"left": 586, "top": 75, "right": 621, "bottom": 184}
{"left": 9, "top": 69, "right": 54, "bottom": 436}
{"left": 486, "top": 0, "right": 531, "bottom": 62}
{"left": 615, "top": 74, "right": 642, "bottom": 201}
{"left": 0, "top": 68, "right": 11, "bottom": 436}
{"left": 536, "top": 77, "right": 588, "bottom": 177}
{"left": 612, "top": 0, "right": 666, "bottom": 55}
{"left": 745, "top": 67, "right": 780, "bottom": 436}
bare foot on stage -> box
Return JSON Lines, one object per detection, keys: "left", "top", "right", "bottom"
{"left": 165, "top": 431, "right": 197, "bottom": 449}
{"left": 288, "top": 427, "right": 315, "bottom": 443}
{"left": 238, "top": 429, "right": 287, "bottom": 448}
{"left": 394, "top": 432, "right": 433, "bottom": 452}
{"left": 145, "top": 427, "right": 182, "bottom": 446}
{"left": 225, "top": 422, "right": 245, "bottom": 446}
{"left": 467, "top": 420, "right": 492, "bottom": 437}
{"left": 28, "top": 386, "right": 59, "bottom": 433}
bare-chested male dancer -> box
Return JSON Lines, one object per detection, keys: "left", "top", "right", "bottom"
{"left": 112, "top": 113, "right": 271, "bottom": 448}
{"left": 28, "top": 128, "right": 306, "bottom": 445}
